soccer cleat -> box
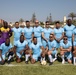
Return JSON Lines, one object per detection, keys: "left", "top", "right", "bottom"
{"left": 25, "top": 61, "right": 28, "bottom": 64}
{"left": 49, "top": 62, "right": 53, "bottom": 65}
{"left": 7, "top": 60, "right": 11, "bottom": 64}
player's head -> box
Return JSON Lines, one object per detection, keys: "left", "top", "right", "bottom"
{"left": 45, "top": 21, "right": 50, "bottom": 28}
{"left": 67, "top": 19, "right": 72, "bottom": 26}
{"left": 26, "top": 20, "right": 30, "bottom": 28}
{"left": 3, "top": 21, "right": 8, "bottom": 28}
{"left": 15, "top": 22, "right": 19, "bottom": 28}
{"left": 35, "top": 20, "right": 39, "bottom": 27}
{"left": 33, "top": 37, "right": 37, "bottom": 45}
{"left": 55, "top": 21, "right": 60, "bottom": 29}
{"left": 5, "top": 38, "right": 10, "bottom": 46}
{"left": 20, "top": 35, "right": 25, "bottom": 43}
{"left": 63, "top": 35, "right": 68, "bottom": 43}
{"left": 49, "top": 33, "right": 54, "bottom": 41}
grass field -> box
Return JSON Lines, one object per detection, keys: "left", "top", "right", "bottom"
{"left": 0, "top": 34, "right": 76, "bottom": 75}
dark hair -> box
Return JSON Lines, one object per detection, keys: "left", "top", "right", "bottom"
{"left": 45, "top": 21, "right": 49, "bottom": 24}
{"left": 26, "top": 20, "right": 29, "bottom": 23}
{"left": 15, "top": 21, "right": 19, "bottom": 24}
{"left": 55, "top": 21, "right": 60, "bottom": 24}
{"left": 33, "top": 37, "right": 37, "bottom": 40}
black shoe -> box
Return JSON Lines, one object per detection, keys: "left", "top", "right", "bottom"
{"left": 25, "top": 61, "right": 28, "bottom": 64}
{"left": 0, "top": 61, "right": 5, "bottom": 65}
{"left": 7, "top": 60, "right": 11, "bottom": 64}
{"left": 49, "top": 62, "right": 53, "bottom": 65}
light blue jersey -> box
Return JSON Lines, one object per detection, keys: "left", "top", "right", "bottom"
{"left": 15, "top": 40, "right": 28, "bottom": 53}
{"left": 15, "top": 40, "right": 28, "bottom": 58}
{"left": 73, "top": 28, "right": 76, "bottom": 46}
{"left": 42, "top": 28, "right": 53, "bottom": 48}
{"left": 64, "top": 24, "right": 75, "bottom": 42}
{"left": 30, "top": 42, "right": 42, "bottom": 61}
{"left": 60, "top": 41, "right": 72, "bottom": 59}
{"left": 34, "top": 26, "right": 43, "bottom": 43}
{"left": 54, "top": 27, "right": 64, "bottom": 48}
{"left": 22, "top": 27, "right": 33, "bottom": 46}
{"left": 12, "top": 27, "right": 23, "bottom": 44}
{"left": 0, "top": 43, "right": 13, "bottom": 55}
{"left": 47, "top": 40, "right": 57, "bottom": 55}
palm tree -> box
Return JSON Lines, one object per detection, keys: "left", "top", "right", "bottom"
{"left": 68, "top": 12, "right": 76, "bottom": 21}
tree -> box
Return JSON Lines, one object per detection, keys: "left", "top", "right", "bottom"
{"left": 68, "top": 12, "right": 76, "bottom": 21}
{"left": 31, "top": 13, "right": 36, "bottom": 23}
{"left": 19, "top": 18, "right": 24, "bottom": 23}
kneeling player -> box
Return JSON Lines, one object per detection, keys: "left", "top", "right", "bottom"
{"left": 60, "top": 36, "right": 72, "bottom": 64}
{"left": 14, "top": 35, "right": 29, "bottom": 63}
{"left": 30, "top": 37, "right": 44, "bottom": 64}
{"left": 0, "top": 38, "right": 14, "bottom": 65}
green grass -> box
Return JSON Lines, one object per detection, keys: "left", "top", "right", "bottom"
{"left": 1, "top": 34, "right": 75, "bottom": 75}
{"left": 0, "top": 63, "right": 76, "bottom": 75}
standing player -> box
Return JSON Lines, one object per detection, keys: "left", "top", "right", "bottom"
{"left": 60, "top": 36, "right": 72, "bottom": 64}
{"left": 0, "top": 38, "right": 14, "bottom": 65}
{"left": 72, "top": 27, "right": 76, "bottom": 60}
{"left": 22, "top": 20, "right": 34, "bottom": 47}
{"left": 64, "top": 19, "right": 75, "bottom": 43}
{"left": 47, "top": 34, "right": 57, "bottom": 65}
{"left": 14, "top": 35, "right": 29, "bottom": 63}
{"left": 54, "top": 21, "right": 64, "bottom": 49}
{"left": 0, "top": 21, "right": 12, "bottom": 43}
{"left": 33, "top": 20, "right": 43, "bottom": 43}
{"left": 12, "top": 22, "right": 23, "bottom": 45}
{"left": 42, "top": 21, "right": 53, "bottom": 49}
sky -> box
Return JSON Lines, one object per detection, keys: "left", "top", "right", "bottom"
{"left": 0, "top": 0, "right": 76, "bottom": 22}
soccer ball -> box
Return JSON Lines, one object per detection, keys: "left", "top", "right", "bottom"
{"left": 41, "top": 60, "right": 47, "bottom": 65}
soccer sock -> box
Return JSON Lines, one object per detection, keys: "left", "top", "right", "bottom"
{"left": 41, "top": 57, "right": 45, "bottom": 62}
{"left": 48, "top": 55, "right": 53, "bottom": 62}
{"left": 25, "top": 54, "right": 30, "bottom": 61}
{"left": 8, "top": 55, "right": 12, "bottom": 61}
{"left": 61, "top": 55, "right": 64, "bottom": 61}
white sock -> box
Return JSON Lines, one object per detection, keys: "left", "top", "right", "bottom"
{"left": 48, "top": 55, "right": 53, "bottom": 62}
{"left": 25, "top": 54, "right": 30, "bottom": 61}
{"left": 8, "top": 55, "right": 12, "bottom": 61}
{"left": 41, "top": 57, "right": 45, "bottom": 62}
{"left": 61, "top": 55, "right": 64, "bottom": 61}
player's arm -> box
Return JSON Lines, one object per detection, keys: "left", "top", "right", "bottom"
{"left": 60, "top": 46, "right": 72, "bottom": 52}
{"left": 59, "top": 32, "right": 64, "bottom": 41}
{"left": 42, "top": 32, "right": 48, "bottom": 42}
{"left": 49, "top": 47, "right": 56, "bottom": 51}
{"left": 72, "top": 34, "right": 74, "bottom": 42}
{"left": 0, "top": 49, "right": 3, "bottom": 61}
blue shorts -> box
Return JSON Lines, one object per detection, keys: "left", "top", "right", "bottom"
{"left": 65, "top": 52, "right": 72, "bottom": 60}
{"left": 42, "top": 39, "right": 48, "bottom": 48}
{"left": 16, "top": 52, "right": 23, "bottom": 58}
{"left": 51, "top": 50, "right": 57, "bottom": 55}
{"left": 73, "top": 41, "right": 76, "bottom": 46}
{"left": 32, "top": 52, "right": 41, "bottom": 61}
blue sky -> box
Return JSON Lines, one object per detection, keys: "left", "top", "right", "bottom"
{"left": 0, "top": 0, "right": 76, "bottom": 22}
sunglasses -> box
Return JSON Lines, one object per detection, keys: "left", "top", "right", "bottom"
{"left": 63, "top": 38, "right": 67, "bottom": 40}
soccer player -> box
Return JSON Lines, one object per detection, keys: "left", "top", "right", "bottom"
{"left": 72, "top": 27, "right": 76, "bottom": 58}
{"left": 0, "top": 38, "right": 14, "bottom": 65}
{"left": 42, "top": 21, "right": 53, "bottom": 48}
{"left": 64, "top": 19, "right": 75, "bottom": 43}
{"left": 54, "top": 21, "right": 64, "bottom": 49}
{"left": 33, "top": 20, "right": 43, "bottom": 43}
{"left": 12, "top": 22, "right": 23, "bottom": 45}
{"left": 22, "top": 20, "right": 34, "bottom": 47}
{"left": 30, "top": 37, "right": 44, "bottom": 64}
{"left": 0, "top": 21, "right": 12, "bottom": 43}
{"left": 14, "top": 35, "right": 29, "bottom": 63}
{"left": 0, "top": 30, "right": 4, "bottom": 45}
{"left": 60, "top": 36, "right": 72, "bottom": 64}
{"left": 47, "top": 34, "right": 57, "bottom": 65}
